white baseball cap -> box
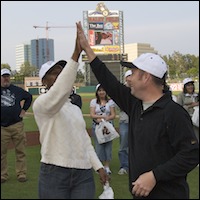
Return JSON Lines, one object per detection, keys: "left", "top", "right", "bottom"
{"left": 120, "top": 53, "right": 167, "bottom": 78}
{"left": 125, "top": 70, "right": 132, "bottom": 78}
{"left": 102, "top": 31, "right": 108, "bottom": 34}
{"left": 39, "top": 60, "right": 67, "bottom": 80}
{"left": 183, "top": 78, "right": 194, "bottom": 85}
{"left": 1, "top": 68, "right": 11, "bottom": 76}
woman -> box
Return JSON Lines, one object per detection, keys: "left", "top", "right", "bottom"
{"left": 32, "top": 28, "right": 108, "bottom": 199}
{"left": 90, "top": 84, "right": 116, "bottom": 174}
{"left": 177, "top": 78, "right": 199, "bottom": 141}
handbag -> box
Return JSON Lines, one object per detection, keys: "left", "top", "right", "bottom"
{"left": 95, "top": 119, "right": 119, "bottom": 144}
{"left": 99, "top": 182, "right": 114, "bottom": 199}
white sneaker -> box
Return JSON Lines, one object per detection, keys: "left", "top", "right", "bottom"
{"left": 104, "top": 167, "right": 112, "bottom": 174}
{"left": 118, "top": 168, "right": 128, "bottom": 175}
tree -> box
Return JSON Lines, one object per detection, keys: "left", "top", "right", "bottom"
{"left": 163, "top": 51, "right": 199, "bottom": 80}
{"left": 19, "top": 61, "right": 38, "bottom": 77}
{"left": 1, "top": 63, "right": 11, "bottom": 71}
{"left": 12, "top": 62, "right": 38, "bottom": 84}
{"left": 75, "top": 69, "right": 85, "bottom": 83}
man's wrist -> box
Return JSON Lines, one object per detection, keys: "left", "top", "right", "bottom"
{"left": 85, "top": 47, "right": 96, "bottom": 62}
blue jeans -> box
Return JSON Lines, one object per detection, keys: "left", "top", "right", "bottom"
{"left": 92, "top": 124, "right": 112, "bottom": 162}
{"left": 118, "top": 122, "right": 129, "bottom": 170}
{"left": 38, "top": 163, "right": 95, "bottom": 199}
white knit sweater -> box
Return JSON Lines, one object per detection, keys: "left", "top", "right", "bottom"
{"left": 33, "top": 59, "right": 103, "bottom": 171}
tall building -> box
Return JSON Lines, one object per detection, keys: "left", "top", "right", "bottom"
{"left": 16, "top": 38, "right": 54, "bottom": 72}
{"left": 124, "top": 43, "right": 158, "bottom": 61}
{"left": 31, "top": 38, "right": 54, "bottom": 69}
{"left": 16, "top": 44, "right": 31, "bottom": 72}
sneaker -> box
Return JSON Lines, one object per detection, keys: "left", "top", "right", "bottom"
{"left": 17, "top": 175, "right": 27, "bottom": 182}
{"left": 104, "top": 167, "right": 112, "bottom": 175}
{"left": 1, "top": 178, "right": 7, "bottom": 184}
{"left": 118, "top": 168, "right": 128, "bottom": 175}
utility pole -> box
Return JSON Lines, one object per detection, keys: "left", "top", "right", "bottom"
{"left": 33, "top": 21, "right": 75, "bottom": 61}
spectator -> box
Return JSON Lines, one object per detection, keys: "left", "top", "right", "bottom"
{"left": 69, "top": 86, "right": 82, "bottom": 109}
{"left": 32, "top": 29, "right": 108, "bottom": 199}
{"left": 1, "top": 68, "right": 32, "bottom": 183}
{"left": 76, "top": 21, "right": 199, "bottom": 199}
{"left": 177, "top": 78, "right": 199, "bottom": 141}
{"left": 177, "top": 78, "right": 199, "bottom": 117}
{"left": 117, "top": 70, "right": 132, "bottom": 175}
{"left": 90, "top": 84, "right": 116, "bottom": 174}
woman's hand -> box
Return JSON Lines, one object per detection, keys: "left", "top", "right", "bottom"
{"left": 97, "top": 168, "right": 110, "bottom": 185}
{"left": 72, "top": 22, "right": 82, "bottom": 62}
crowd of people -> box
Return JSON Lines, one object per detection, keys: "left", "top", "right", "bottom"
{"left": 1, "top": 21, "right": 199, "bottom": 199}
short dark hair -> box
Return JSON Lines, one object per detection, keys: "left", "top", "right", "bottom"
{"left": 151, "top": 72, "right": 170, "bottom": 93}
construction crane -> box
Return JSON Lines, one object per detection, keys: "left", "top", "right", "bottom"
{"left": 33, "top": 21, "right": 75, "bottom": 61}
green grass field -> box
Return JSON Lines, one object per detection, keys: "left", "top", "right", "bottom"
{"left": 1, "top": 140, "right": 199, "bottom": 199}
{"left": 1, "top": 93, "right": 199, "bottom": 199}
{"left": 1, "top": 139, "right": 132, "bottom": 199}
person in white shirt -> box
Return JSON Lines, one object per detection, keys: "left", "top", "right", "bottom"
{"left": 32, "top": 27, "right": 108, "bottom": 199}
{"left": 90, "top": 84, "right": 116, "bottom": 175}
{"left": 177, "top": 78, "right": 199, "bottom": 142}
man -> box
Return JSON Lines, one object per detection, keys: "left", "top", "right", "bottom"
{"left": 118, "top": 70, "right": 132, "bottom": 175}
{"left": 69, "top": 86, "right": 82, "bottom": 109}
{"left": 76, "top": 21, "right": 199, "bottom": 199}
{"left": 1, "top": 68, "right": 32, "bottom": 183}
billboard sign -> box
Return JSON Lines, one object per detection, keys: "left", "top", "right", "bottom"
{"left": 85, "top": 2, "right": 121, "bottom": 54}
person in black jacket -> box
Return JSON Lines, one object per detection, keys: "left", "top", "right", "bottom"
{"left": 69, "top": 86, "right": 82, "bottom": 109}
{"left": 1, "top": 68, "right": 32, "bottom": 183}
{"left": 76, "top": 21, "right": 199, "bottom": 199}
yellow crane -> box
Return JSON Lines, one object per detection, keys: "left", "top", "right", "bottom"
{"left": 33, "top": 21, "right": 75, "bottom": 61}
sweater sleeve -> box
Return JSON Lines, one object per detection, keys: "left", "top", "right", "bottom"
{"left": 33, "top": 59, "right": 79, "bottom": 116}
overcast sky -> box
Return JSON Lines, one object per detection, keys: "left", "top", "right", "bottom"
{"left": 1, "top": 1, "right": 199, "bottom": 71}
